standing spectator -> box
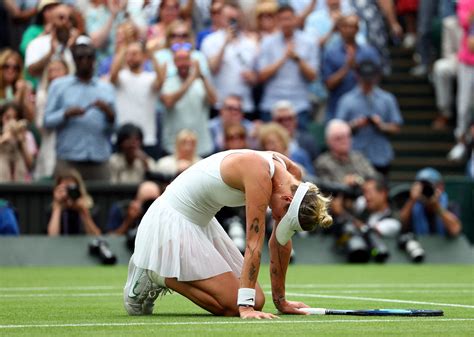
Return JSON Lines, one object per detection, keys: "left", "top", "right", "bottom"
{"left": 155, "top": 128, "right": 202, "bottom": 177}
{"left": 106, "top": 180, "right": 161, "bottom": 235}
{"left": 47, "top": 168, "right": 102, "bottom": 236}
{"left": 196, "top": 1, "right": 225, "bottom": 50}
{"left": 34, "top": 58, "right": 70, "bottom": 180}
{"left": 336, "top": 59, "right": 403, "bottom": 176}
{"left": 322, "top": 14, "right": 379, "bottom": 122}
{"left": 447, "top": 0, "right": 474, "bottom": 161}
{"left": 201, "top": 2, "right": 258, "bottom": 118}
{"left": 109, "top": 123, "right": 155, "bottom": 184}
{"left": 110, "top": 41, "right": 164, "bottom": 158}
{"left": 84, "top": 0, "right": 127, "bottom": 65}
{"left": 397, "top": 0, "right": 418, "bottom": 49}
{"left": 432, "top": 15, "right": 461, "bottom": 130}
{"left": 254, "top": 0, "right": 278, "bottom": 41}
{"left": 25, "top": 4, "right": 80, "bottom": 83}
{"left": 410, "top": 0, "right": 439, "bottom": 76}
{"left": 272, "top": 100, "right": 320, "bottom": 162}
{"left": 0, "top": 102, "right": 37, "bottom": 182}
{"left": 257, "top": 5, "right": 318, "bottom": 127}
{"left": 2, "top": 0, "right": 39, "bottom": 51}
{"left": 314, "top": 119, "right": 376, "bottom": 185}
{"left": 44, "top": 42, "right": 116, "bottom": 181}
{"left": 351, "top": 0, "right": 402, "bottom": 75}
{"left": 399, "top": 167, "right": 462, "bottom": 237}
{"left": 208, "top": 95, "right": 255, "bottom": 153}
{"left": 258, "top": 122, "right": 315, "bottom": 176}
{"left": 0, "top": 49, "right": 35, "bottom": 122}
{"left": 160, "top": 46, "right": 215, "bottom": 157}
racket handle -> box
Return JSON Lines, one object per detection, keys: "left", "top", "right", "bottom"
{"left": 299, "top": 308, "right": 327, "bottom": 315}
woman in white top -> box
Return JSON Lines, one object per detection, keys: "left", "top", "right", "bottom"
{"left": 124, "top": 149, "right": 332, "bottom": 319}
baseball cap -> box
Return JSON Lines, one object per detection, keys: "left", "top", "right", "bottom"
{"left": 356, "top": 59, "right": 381, "bottom": 80}
{"left": 415, "top": 167, "right": 443, "bottom": 184}
{"left": 37, "top": 0, "right": 59, "bottom": 12}
{"left": 275, "top": 182, "right": 310, "bottom": 245}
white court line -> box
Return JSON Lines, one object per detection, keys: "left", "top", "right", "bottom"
{"left": 285, "top": 292, "right": 474, "bottom": 309}
{"left": 1, "top": 318, "right": 473, "bottom": 329}
{"left": 1, "top": 283, "right": 472, "bottom": 292}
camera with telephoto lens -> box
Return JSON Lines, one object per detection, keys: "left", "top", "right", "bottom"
{"left": 398, "top": 232, "right": 424, "bottom": 263}
{"left": 337, "top": 222, "right": 389, "bottom": 263}
{"left": 89, "top": 238, "right": 117, "bottom": 265}
{"left": 67, "top": 184, "right": 81, "bottom": 200}
{"left": 419, "top": 180, "right": 435, "bottom": 199}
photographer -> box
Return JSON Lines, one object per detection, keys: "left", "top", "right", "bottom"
{"left": 47, "top": 168, "right": 101, "bottom": 236}
{"left": 106, "top": 180, "right": 161, "bottom": 235}
{"left": 399, "top": 167, "right": 462, "bottom": 237}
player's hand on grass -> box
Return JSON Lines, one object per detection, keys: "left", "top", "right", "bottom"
{"left": 239, "top": 307, "right": 279, "bottom": 320}
{"left": 277, "top": 300, "right": 311, "bottom": 315}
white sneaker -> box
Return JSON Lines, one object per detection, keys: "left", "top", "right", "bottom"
{"left": 410, "top": 64, "right": 428, "bottom": 77}
{"left": 123, "top": 259, "right": 168, "bottom": 315}
{"left": 447, "top": 143, "right": 467, "bottom": 161}
{"left": 402, "top": 34, "right": 416, "bottom": 49}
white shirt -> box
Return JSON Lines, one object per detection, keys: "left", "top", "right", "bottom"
{"left": 115, "top": 68, "right": 159, "bottom": 146}
{"left": 201, "top": 30, "right": 258, "bottom": 112}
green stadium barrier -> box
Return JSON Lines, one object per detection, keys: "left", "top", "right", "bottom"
{"left": 0, "top": 235, "right": 472, "bottom": 266}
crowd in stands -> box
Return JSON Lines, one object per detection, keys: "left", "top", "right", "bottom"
{"left": 0, "top": 0, "right": 470, "bottom": 244}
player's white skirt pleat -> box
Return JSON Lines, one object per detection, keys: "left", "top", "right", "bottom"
{"left": 132, "top": 198, "right": 244, "bottom": 282}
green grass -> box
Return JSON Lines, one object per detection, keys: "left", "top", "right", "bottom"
{"left": 1, "top": 265, "right": 473, "bottom": 337}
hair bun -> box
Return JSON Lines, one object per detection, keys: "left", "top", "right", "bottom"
{"left": 319, "top": 214, "right": 333, "bottom": 228}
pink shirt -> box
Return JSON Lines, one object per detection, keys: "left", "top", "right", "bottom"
{"left": 458, "top": 0, "right": 474, "bottom": 65}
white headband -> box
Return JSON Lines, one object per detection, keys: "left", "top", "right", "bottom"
{"left": 275, "top": 182, "right": 310, "bottom": 245}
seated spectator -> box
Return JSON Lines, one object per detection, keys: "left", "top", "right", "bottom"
{"left": 314, "top": 119, "right": 376, "bottom": 185}
{"left": 399, "top": 167, "right": 462, "bottom": 237}
{"left": 272, "top": 100, "right": 320, "bottom": 162}
{"left": 322, "top": 14, "right": 379, "bottom": 122}
{"left": 106, "top": 180, "right": 161, "bottom": 235}
{"left": 160, "top": 46, "right": 215, "bottom": 157}
{"left": 258, "top": 122, "right": 315, "bottom": 176}
{"left": 336, "top": 59, "right": 403, "bottom": 176}
{"left": 353, "top": 174, "right": 401, "bottom": 238}
{"left": 47, "top": 168, "right": 101, "bottom": 236}
{"left": 0, "top": 198, "right": 19, "bottom": 236}
{"left": 155, "top": 129, "right": 202, "bottom": 177}
{"left": 110, "top": 123, "right": 155, "bottom": 184}
{"left": 208, "top": 94, "right": 255, "bottom": 153}
{"left": 0, "top": 102, "right": 37, "bottom": 182}
{"left": 223, "top": 124, "right": 249, "bottom": 150}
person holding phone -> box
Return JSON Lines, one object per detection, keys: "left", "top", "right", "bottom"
{"left": 47, "top": 168, "right": 101, "bottom": 236}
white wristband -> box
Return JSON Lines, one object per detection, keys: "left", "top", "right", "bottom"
{"left": 237, "top": 288, "right": 256, "bottom": 307}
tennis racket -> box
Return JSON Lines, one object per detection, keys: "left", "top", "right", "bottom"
{"left": 298, "top": 308, "right": 444, "bottom": 317}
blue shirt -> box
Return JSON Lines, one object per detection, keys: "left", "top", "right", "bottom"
{"left": 336, "top": 86, "right": 403, "bottom": 167}
{"left": 322, "top": 41, "right": 380, "bottom": 121}
{"left": 44, "top": 75, "right": 116, "bottom": 162}
{"left": 257, "top": 31, "right": 319, "bottom": 113}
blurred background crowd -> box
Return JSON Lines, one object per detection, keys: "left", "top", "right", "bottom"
{"left": 0, "top": 0, "right": 472, "bottom": 259}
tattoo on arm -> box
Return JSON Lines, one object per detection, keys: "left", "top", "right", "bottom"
{"left": 250, "top": 218, "right": 260, "bottom": 234}
{"left": 248, "top": 263, "right": 257, "bottom": 282}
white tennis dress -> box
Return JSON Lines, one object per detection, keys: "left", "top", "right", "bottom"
{"left": 132, "top": 150, "right": 280, "bottom": 281}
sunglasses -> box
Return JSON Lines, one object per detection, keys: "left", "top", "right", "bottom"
{"left": 171, "top": 32, "right": 190, "bottom": 39}
{"left": 2, "top": 64, "right": 20, "bottom": 71}
{"left": 226, "top": 133, "right": 246, "bottom": 141}
{"left": 223, "top": 105, "right": 241, "bottom": 112}
{"left": 276, "top": 116, "right": 295, "bottom": 123}
{"left": 171, "top": 42, "right": 193, "bottom": 52}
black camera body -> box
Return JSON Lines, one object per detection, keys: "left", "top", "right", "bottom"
{"left": 398, "top": 233, "right": 425, "bottom": 263}
{"left": 67, "top": 184, "right": 81, "bottom": 200}
{"left": 419, "top": 180, "right": 435, "bottom": 199}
